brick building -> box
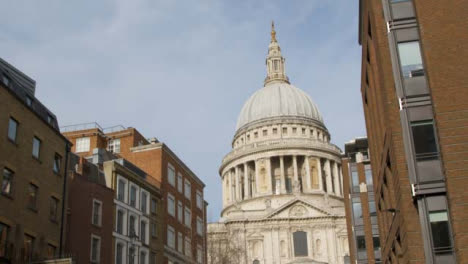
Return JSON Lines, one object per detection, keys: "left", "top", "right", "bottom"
{"left": 342, "top": 138, "right": 381, "bottom": 263}
{"left": 62, "top": 124, "right": 207, "bottom": 264}
{"left": 358, "top": 0, "right": 467, "bottom": 263}
{"left": 0, "top": 58, "right": 71, "bottom": 263}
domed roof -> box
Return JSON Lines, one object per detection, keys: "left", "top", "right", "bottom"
{"left": 236, "top": 82, "right": 324, "bottom": 130}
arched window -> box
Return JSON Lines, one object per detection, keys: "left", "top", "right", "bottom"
{"left": 293, "top": 231, "right": 308, "bottom": 257}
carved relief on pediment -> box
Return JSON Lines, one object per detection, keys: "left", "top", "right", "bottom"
{"left": 289, "top": 204, "right": 307, "bottom": 218}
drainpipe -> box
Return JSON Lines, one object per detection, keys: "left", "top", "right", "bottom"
{"left": 59, "top": 143, "right": 71, "bottom": 257}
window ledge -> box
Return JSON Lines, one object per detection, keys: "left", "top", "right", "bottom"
{"left": 7, "top": 138, "right": 18, "bottom": 147}
{"left": 92, "top": 223, "right": 102, "bottom": 228}
{"left": 1, "top": 193, "right": 13, "bottom": 200}
{"left": 32, "top": 156, "right": 42, "bottom": 164}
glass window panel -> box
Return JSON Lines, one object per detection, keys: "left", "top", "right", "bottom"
{"left": 24, "top": 234, "right": 34, "bottom": 261}
{"left": 2, "top": 168, "right": 13, "bottom": 195}
{"left": 411, "top": 121, "right": 438, "bottom": 159}
{"left": 28, "top": 184, "right": 38, "bottom": 209}
{"left": 8, "top": 118, "right": 18, "bottom": 142}
{"left": 293, "top": 231, "right": 308, "bottom": 256}
{"left": 53, "top": 154, "right": 61, "bottom": 174}
{"left": 365, "top": 164, "right": 373, "bottom": 186}
{"left": 32, "top": 137, "right": 41, "bottom": 158}
{"left": 397, "top": 41, "right": 424, "bottom": 78}
{"left": 117, "top": 210, "right": 123, "bottom": 234}
{"left": 141, "top": 192, "right": 147, "bottom": 213}
{"left": 167, "top": 165, "right": 175, "bottom": 186}
{"left": 429, "top": 211, "right": 452, "bottom": 249}
{"left": 0, "top": 223, "right": 9, "bottom": 258}
{"left": 373, "top": 236, "right": 380, "bottom": 250}
{"left": 76, "top": 137, "right": 90, "bottom": 152}
{"left": 185, "top": 180, "right": 191, "bottom": 200}
{"left": 351, "top": 165, "right": 360, "bottom": 192}
{"left": 352, "top": 198, "right": 363, "bottom": 225}
{"left": 116, "top": 243, "right": 123, "bottom": 264}
{"left": 130, "top": 186, "right": 137, "bottom": 207}
{"left": 118, "top": 180, "right": 125, "bottom": 201}
{"left": 50, "top": 197, "right": 59, "bottom": 221}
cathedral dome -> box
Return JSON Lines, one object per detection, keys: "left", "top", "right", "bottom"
{"left": 236, "top": 82, "right": 324, "bottom": 130}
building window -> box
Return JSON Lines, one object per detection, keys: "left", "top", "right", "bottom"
{"left": 197, "top": 245, "right": 203, "bottom": 264}
{"left": 107, "top": 139, "right": 121, "bottom": 153}
{"left": 32, "top": 137, "right": 41, "bottom": 159}
{"left": 350, "top": 165, "right": 360, "bottom": 193}
{"left": 129, "top": 246, "right": 136, "bottom": 264}
{"left": 356, "top": 235, "right": 367, "bottom": 259}
{"left": 140, "top": 251, "right": 147, "bottom": 264}
{"left": 168, "top": 164, "right": 175, "bottom": 186}
{"left": 293, "top": 231, "right": 308, "bottom": 257}
{"left": 365, "top": 164, "right": 373, "bottom": 186}
{"left": 178, "top": 232, "right": 183, "bottom": 253}
{"left": 184, "top": 207, "right": 191, "bottom": 227}
{"left": 177, "top": 173, "right": 183, "bottom": 193}
{"left": 25, "top": 96, "right": 32, "bottom": 106}
{"left": 184, "top": 180, "right": 191, "bottom": 200}
{"left": 90, "top": 235, "right": 101, "bottom": 263}
{"left": 47, "top": 114, "right": 54, "bottom": 124}
{"left": 76, "top": 137, "right": 90, "bottom": 153}
{"left": 141, "top": 192, "right": 148, "bottom": 213}
{"left": 254, "top": 132, "right": 258, "bottom": 138}
{"left": 92, "top": 199, "right": 102, "bottom": 226}
{"left": 302, "top": 128, "right": 306, "bottom": 135}
{"left": 27, "top": 183, "right": 38, "bottom": 210}
{"left": 150, "top": 198, "right": 157, "bottom": 214}
{"left": 1, "top": 168, "right": 13, "bottom": 196}
{"left": 129, "top": 185, "right": 137, "bottom": 207}
{"left": 282, "top": 127, "right": 287, "bottom": 134}
{"left": 151, "top": 222, "right": 157, "bottom": 238}
{"left": 373, "top": 236, "right": 380, "bottom": 250}
{"left": 352, "top": 197, "right": 363, "bottom": 226}
{"left": 24, "top": 234, "right": 35, "bottom": 261}
{"left": 429, "top": 210, "right": 452, "bottom": 253}
{"left": 262, "top": 130, "right": 267, "bottom": 136}
{"left": 292, "top": 127, "right": 297, "bottom": 134}
{"left": 117, "top": 179, "right": 126, "bottom": 202}
{"left": 116, "top": 243, "right": 124, "bottom": 264}
{"left": 140, "top": 221, "right": 147, "bottom": 244}
{"left": 167, "top": 194, "right": 175, "bottom": 217}
{"left": 196, "top": 190, "right": 203, "bottom": 209}
{"left": 129, "top": 215, "right": 137, "bottom": 237}
{"left": 167, "top": 226, "right": 175, "bottom": 249}
{"left": 2, "top": 74, "right": 10, "bottom": 86}
{"left": 411, "top": 120, "right": 438, "bottom": 160}
{"left": 178, "top": 201, "right": 183, "bottom": 223}
{"left": 53, "top": 154, "right": 61, "bottom": 174}
{"left": 116, "top": 210, "right": 124, "bottom": 234}
{"left": 47, "top": 244, "right": 56, "bottom": 258}
{"left": 397, "top": 41, "right": 424, "bottom": 78}
{"left": 0, "top": 223, "right": 9, "bottom": 258}
{"left": 50, "top": 196, "right": 59, "bottom": 222}
{"left": 150, "top": 252, "right": 156, "bottom": 264}
{"left": 273, "top": 128, "right": 278, "bottom": 135}
{"left": 197, "top": 217, "right": 203, "bottom": 236}
{"left": 7, "top": 117, "right": 18, "bottom": 142}
{"left": 185, "top": 237, "right": 192, "bottom": 257}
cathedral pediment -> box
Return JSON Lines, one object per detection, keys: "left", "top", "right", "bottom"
{"left": 265, "top": 198, "right": 332, "bottom": 219}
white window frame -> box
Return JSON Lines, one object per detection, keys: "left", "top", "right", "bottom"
{"left": 184, "top": 179, "right": 191, "bottom": 200}
{"left": 167, "top": 193, "right": 175, "bottom": 217}
{"left": 116, "top": 208, "right": 126, "bottom": 235}
{"left": 185, "top": 237, "right": 191, "bottom": 257}
{"left": 107, "top": 138, "right": 121, "bottom": 153}
{"left": 92, "top": 199, "right": 102, "bottom": 227}
{"left": 197, "top": 244, "right": 203, "bottom": 264}
{"left": 167, "top": 225, "right": 175, "bottom": 249}
{"left": 177, "top": 173, "right": 183, "bottom": 193}
{"left": 90, "top": 234, "right": 101, "bottom": 263}
{"left": 184, "top": 206, "right": 191, "bottom": 227}
{"left": 140, "top": 219, "right": 148, "bottom": 245}
{"left": 177, "top": 201, "right": 183, "bottom": 223}
{"left": 167, "top": 163, "right": 175, "bottom": 187}
{"left": 76, "top": 137, "right": 90, "bottom": 153}
{"left": 196, "top": 190, "right": 203, "bottom": 209}
{"left": 139, "top": 249, "right": 148, "bottom": 264}
{"left": 116, "top": 175, "right": 128, "bottom": 203}
{"left": 128, "top": 213, "right": 138, "bottom": 238}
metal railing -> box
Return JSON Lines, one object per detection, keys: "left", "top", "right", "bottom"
{"left": 60, "top": 122, "right": 103, "bottom": 133}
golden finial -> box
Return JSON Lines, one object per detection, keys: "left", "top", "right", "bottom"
{"left": 271, "top": 20, "right": 277, "bottom": 42}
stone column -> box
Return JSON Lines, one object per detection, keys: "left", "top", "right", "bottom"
{"left": 280, "top": 156, "right": 286, "bottom": 194}
{"left": 235, "top": 166, "right": 240, "bottom": 201}
{"left": 304, "top": 156, "right": 311, "bottom": 192}
{"left": 254, "top": 160, "right": 260, "bottom": 197}
{"left": 267, "top": 158, "right": 273, "bottom": 194}
{"left": 244, "top": 163, "right": 250, "bottom": 199}
{"left": 230, "top": 169, "right": 235, "bottom": 202}
{"left": 325, "top": 160, "right": 333, "bottom": 194}
{"left": 293, "top": 155, "right": 299, "bottom": 193}
{"left": 339, "top": 165, "right": 344, "bottom": 196}
{"left": 333, "top": 161, "right": 340, "bottom": 196}
{"left": 317, "top": 159, "right": 323, "bottom": 191}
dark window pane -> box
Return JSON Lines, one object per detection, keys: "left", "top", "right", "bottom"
{"left": 369, "top": 200, "right": 377, "bottom": 216}
{"left": 32, "top": 137, "right": 41, "bottom": 158}
{"left": 117, "top": 211, "right": 123, "bottom": 234}
{"left": 293, "top": 231, "right": 308, "bottom": 256}
{"left": 397, "top": 41, "right": 424, "bottom": 78}
{"left": 0, "top": 223, "right": 9, "bottom": 258}
{"left": 429, "top": 211, "right": 452, "bottom": 250}
{"left": 130, "top": 186, "right": 137, "bottom": 207}
{"left": 28, "top": 184, "right": 38, "bottom": 209}
{"left": 351, "top": 165, "right": 360, "bottom": 192}
{"left": 116, "top": 244, "right": 123, "bottom": 264}
{"left": 356, "top": 235, "right": 367, "bottom": 259}
{"left": 373, "top": 236, "right": 380, "bottom": 249}
{"left": 53, "top": 154, "right": 61, "bottom": 173}
{"left": 118, "top": 180, "right": 125, "bottom": 201}
{"left": 8, "top": 118, "right": 18, "bottom": 142}
{"left": 2, "top": 168, "right": 13, "bottom": 195}
{"left": 411, "top": 121, "right": 438, "bottom": 159}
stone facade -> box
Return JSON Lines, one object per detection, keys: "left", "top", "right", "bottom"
{"left": 208, "top": 24, "right": 349, "bottom": 264}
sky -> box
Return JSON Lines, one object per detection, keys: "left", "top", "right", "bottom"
{"left": 0, "top": 0, "right": 366, "bottom": 221}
